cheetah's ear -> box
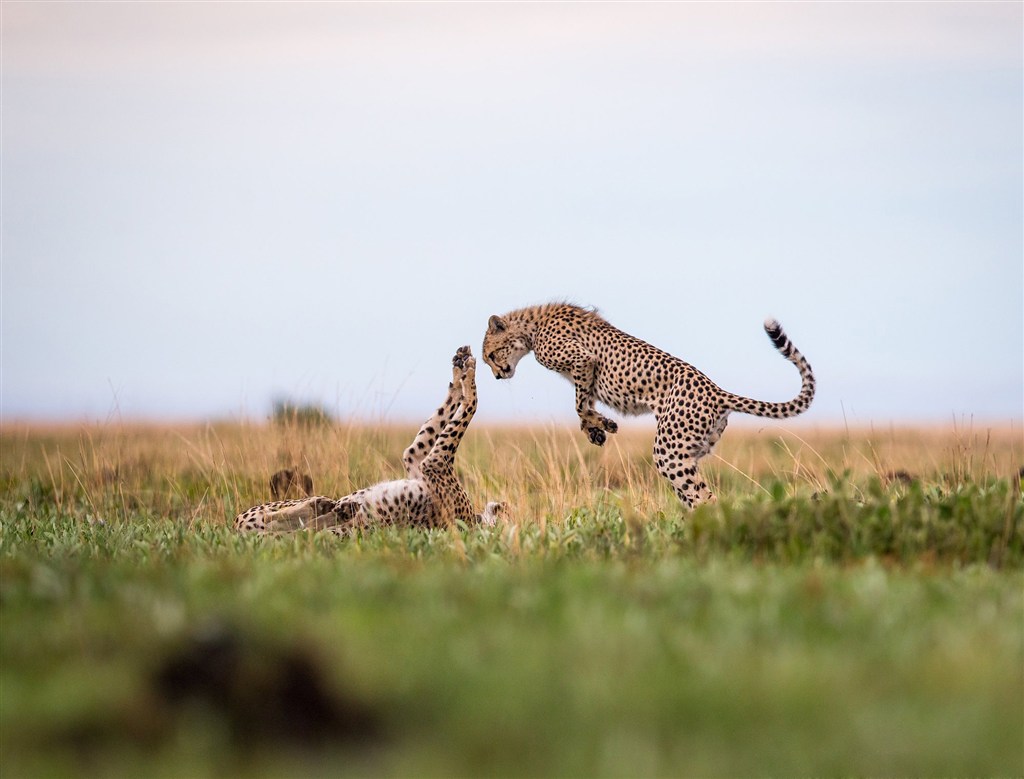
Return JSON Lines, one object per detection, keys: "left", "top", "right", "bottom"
{"left": 488, "top": 315, "right": 507, "bottom": 333}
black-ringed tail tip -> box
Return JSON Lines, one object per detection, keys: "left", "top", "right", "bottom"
{"left": 764, "top": 318, "right": 787, "bottom": 349}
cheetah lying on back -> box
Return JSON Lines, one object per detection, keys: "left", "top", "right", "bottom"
{"left": 482, "top": 303, "right": 815, "bottom": 507}
{"left": 234, "top": 346, "right": 504, "bottom": 533}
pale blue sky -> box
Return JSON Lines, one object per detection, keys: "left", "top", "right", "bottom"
{"left": 2, "top": 2, "right": 1021, "bottom": 426}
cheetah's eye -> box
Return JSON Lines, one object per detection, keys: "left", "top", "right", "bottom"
{"left": 487, "top": 352, "right": 497, "bottom": 363}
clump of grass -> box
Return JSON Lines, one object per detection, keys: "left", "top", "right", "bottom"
{"left": 688, "top": 478, "right": 1022, "bottom": 567}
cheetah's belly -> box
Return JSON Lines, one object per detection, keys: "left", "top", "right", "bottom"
{"left": 595, "top": 378, "right": 652, "bottom": 417}
{"left": 353, "top": 479, "right": 435, "bottom": 525}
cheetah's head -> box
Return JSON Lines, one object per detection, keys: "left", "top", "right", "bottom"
{"left": 482, "top": 315, "right": 530, "bottom": 380}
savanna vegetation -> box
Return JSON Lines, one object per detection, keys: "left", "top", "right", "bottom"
{"left": 1, "top": 419, "right": 1021, "bottom": 777}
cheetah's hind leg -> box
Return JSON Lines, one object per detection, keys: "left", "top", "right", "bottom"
{"left": 652, "top": 415, "right": 717, "bottom": 508}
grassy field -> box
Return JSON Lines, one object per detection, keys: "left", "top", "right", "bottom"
{"left": 1, "top": 419, "right": 1022, "bottom": 777}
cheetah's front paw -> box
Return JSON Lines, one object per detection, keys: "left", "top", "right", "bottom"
{"left": 452, "top": 345, "right": 472, "bottom": 370}
{"left": 582, "top": 413, "right": 618, "bottom": 445}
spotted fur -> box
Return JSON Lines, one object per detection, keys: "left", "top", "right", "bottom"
{"left": 234, "top": 347, "right": 506, "bottom": 533}
{"left": 482, "top": 303, "right": 815, "bottom": 507}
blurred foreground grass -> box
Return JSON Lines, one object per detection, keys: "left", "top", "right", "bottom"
{"left": 1, "top": 420, "right": 1022, "bottom": 777}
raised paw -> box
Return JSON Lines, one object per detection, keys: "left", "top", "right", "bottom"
{"left": 587, "top": 427, "right": 607, "bottom": 446}
{"left": 601, "top": 417, "right": 619, "bottom": 434}
{"left": 452, "top": 345, "right": 472, "bottom": 369}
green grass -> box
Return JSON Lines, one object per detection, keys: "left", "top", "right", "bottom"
{"left": 1, "top": 423, "right": 1022, "bottom": 777}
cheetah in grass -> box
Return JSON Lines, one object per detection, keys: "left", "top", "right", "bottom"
{"left": 482, "top": 303, "right": 815, "bottom": 507}
{"left": 234, "top": 346, "right": 505, "bottom": 533}
{"left": 269, "top": 468, "right": 314, "bottom": 500}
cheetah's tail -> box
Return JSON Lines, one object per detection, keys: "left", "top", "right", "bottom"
{"left": 723, "top": 318, "right": 815, "bottom": 419}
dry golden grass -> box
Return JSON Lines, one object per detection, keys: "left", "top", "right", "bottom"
{"left": 1, "top": 418, "right": 1019, "bottom": 526}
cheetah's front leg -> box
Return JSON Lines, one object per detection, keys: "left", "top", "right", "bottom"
{"left": 425, "top": 347, "right": 478, "bottom": 469}
{"left": 573, "top": 361, "right": 618, "bottom": 446}
{"left": 401, "top": 346, "right": 470, "bottom": 479}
